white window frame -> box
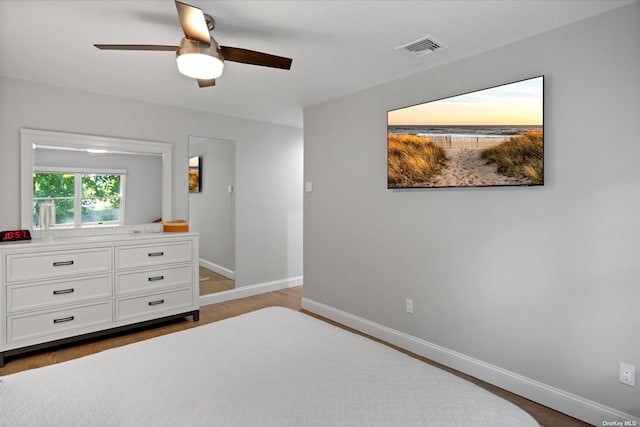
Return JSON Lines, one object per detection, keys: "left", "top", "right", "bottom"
{"left": 33, "top": 166, "right": 127, "bottom": 228}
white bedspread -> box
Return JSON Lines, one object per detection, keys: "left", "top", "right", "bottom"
{"left": 1, "top": 307, "right": 539, "bottom": 426}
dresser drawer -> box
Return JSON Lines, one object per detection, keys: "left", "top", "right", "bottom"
{"left": 7, "top": 301, "right": 113, "bottom": 344}
{"left": 6, "top": 248, "right": 112, "bottom": 283}
{"left": 116, "top": 288, "right": 193, "bottom": 322}
{"left": 115, "top": 265, "right": 192, "bottom": 295}
{"left": 7, "top": 275, "right": 112, "bottom": 313}
{"left": 115, "top": 241, "right": 192, "bottom": 270}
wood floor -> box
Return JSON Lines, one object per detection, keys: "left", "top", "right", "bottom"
{"left": 0, "top": 286, "right": 590, "bottom": 427}
{"left": 199, "top": 266, "right": 234, "bottom": 295}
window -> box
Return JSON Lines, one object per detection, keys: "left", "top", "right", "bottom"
{"left": 33, "top": 168, "right": 126, "bottom": 228}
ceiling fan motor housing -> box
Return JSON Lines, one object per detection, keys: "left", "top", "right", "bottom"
{"left": 176, "top": 37, "right": 225, "bottom": 79}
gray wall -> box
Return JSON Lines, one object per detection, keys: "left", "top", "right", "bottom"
{"left": 303, "top": 3, "right": 639, "bottom": 422}
{"left": 189, "top": 136, "right": 236, "bottom": 276}
{"left": 0, "top": 76, "right": 303, "bottom": 288}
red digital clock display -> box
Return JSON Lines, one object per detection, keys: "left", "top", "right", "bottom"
{"left": 0, "top": 230, "right": 32, "bottom": 242}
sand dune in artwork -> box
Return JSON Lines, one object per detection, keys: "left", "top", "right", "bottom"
{"left": 387, "top": 130, "right": 543, "bottom": 188}
{"left": 431, "top": 148, "right": 531, "bottom": 187}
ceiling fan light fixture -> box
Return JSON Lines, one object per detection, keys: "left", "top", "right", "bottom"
{"left": 176, "top": 37, "right": 224, "bottom": 80}
{"left": 177, "top": 53, "right": 223, "bottom": 79}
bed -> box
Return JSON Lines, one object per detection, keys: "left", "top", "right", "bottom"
{"left": 0, "top": 307, "right": 539, "bottom": 426}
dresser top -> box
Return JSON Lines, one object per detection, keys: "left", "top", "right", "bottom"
{"left": 0, "top": 231, "right": 198, "bottom": 250}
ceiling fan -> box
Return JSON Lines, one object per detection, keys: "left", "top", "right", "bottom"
{"left": 94, "top": 0, "right": 293, "bottom": 88}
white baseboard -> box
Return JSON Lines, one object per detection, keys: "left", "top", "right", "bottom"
{"left": 199, "top": 275, "right": 303, "bottom": 306}
{"left": 301, "top": 298, "right": 639, "bottom": 426}
{"left": 199, "top": 259, "right": 235, "bottom": 280}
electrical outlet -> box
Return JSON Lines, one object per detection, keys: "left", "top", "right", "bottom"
{"left": 405, "top": 299, "right": 414, "bottom": 314}
{"left": 619, "top": 362, "right": 636, "bottom": 387}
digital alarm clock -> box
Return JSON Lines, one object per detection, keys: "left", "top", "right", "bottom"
{"left": 0, "top": 230, "right": 32, "bottom": 242}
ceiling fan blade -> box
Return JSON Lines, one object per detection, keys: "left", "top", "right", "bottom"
{"left": 94, "top": 44, "right": 179, "bottom": 51}
{"left": 220, "top": 46, "right": 292, "bottom": 70}
{"left": 197, "top": 78, "right": 216, "bottom": 88}
{"left": 175, "top": 1, "right": 211, "bottom": 45}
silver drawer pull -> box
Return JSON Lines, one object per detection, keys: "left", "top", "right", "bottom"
{"left": 148, "top": 299, "right": 165, "bottom": 306}
{"left": 148, "top": 276, "right": 164, "bottom": 282}
{"left": 148, "top": 252, "right": 164, "bottom": 257}
{"left": 53, "top": 316, "right": 75, "bottom": 324}
{"left": 53, "top": 260, "right": 74, "bottom": 267}
{"left": 53, "top": 288, "right": 74, "bottom": 295}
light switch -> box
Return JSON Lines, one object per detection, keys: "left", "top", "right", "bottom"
{"left": 305, "top": 181, "right": 313, "bottom": 192}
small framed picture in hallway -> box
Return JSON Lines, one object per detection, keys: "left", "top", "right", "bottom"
{"left": 189, "top": 155, "right": 202, "bottom": 193}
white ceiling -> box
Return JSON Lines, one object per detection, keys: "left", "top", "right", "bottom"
{"left": 0, "top": 0, "right": 633, "bottom": 128}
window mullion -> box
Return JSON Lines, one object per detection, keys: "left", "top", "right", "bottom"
{"left": 74, "top": 173, "right": 82, "bottom": 226}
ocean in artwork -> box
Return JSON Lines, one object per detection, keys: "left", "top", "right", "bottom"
{"left": 388, "top": 125, "right": 542, "bottom": 138}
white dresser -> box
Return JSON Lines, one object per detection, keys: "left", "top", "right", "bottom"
{"left": 0, "top": 232, "right": 199, "bottom": 366}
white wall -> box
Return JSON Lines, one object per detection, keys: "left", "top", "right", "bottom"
{"left": 0, "top": 77, "right": 303, "bottom": 289}
{"left": 303, "top": 3, "right": 639, "bottom": 424}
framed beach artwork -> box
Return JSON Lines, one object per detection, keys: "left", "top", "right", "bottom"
{"left": 387, "top": 75, "right": 544, "bottom": 189}
{"left": 189, "top": 155, "right": 201, "bottom": 193}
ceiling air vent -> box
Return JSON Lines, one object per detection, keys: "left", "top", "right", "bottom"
{"left": 395, "top": 35, "right": 448, "bottom": 57}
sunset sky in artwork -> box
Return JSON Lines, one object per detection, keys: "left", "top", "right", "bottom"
{"left": 388, "top": 76, "right": 543, "bottom": 126}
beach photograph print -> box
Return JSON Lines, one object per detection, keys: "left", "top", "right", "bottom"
{"left": 387, "top": 76, "right": 543, "bottom": 189}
